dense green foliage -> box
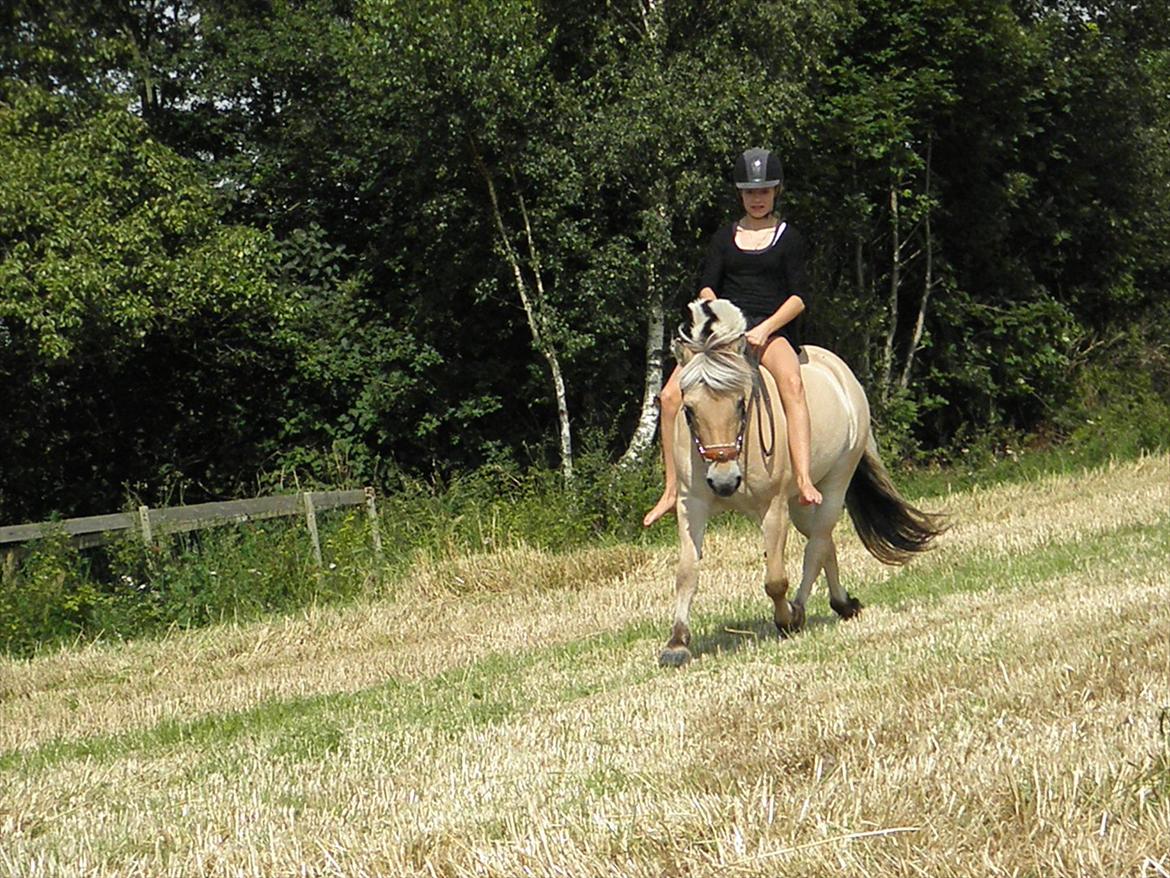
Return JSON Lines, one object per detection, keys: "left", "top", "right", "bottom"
{"left": 1, "top": 0, "right": 1168, "bottom": 524}
{"left": 0, "top": 511, "right": 378, "bottom": 656}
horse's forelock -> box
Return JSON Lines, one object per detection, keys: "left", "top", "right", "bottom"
{"left": 680, "top": 348, "right": 753, "bottom": 395}
{"left": 677, "top": 299, "right": 753, "bottom": 395}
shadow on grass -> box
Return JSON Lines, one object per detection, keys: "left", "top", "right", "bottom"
{"left": 689, "top": 610, "right": 840, "bottom": 660}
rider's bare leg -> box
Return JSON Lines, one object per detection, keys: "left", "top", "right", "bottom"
{"left": 761, "top": 338, "right": 822, "bottom": 506}
{"left": 643, "top": 366, "right": 683, "bottom": 527}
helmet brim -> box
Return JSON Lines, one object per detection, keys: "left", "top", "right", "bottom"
{"left": 735, "top": 180, "right": 781, "bottom": 190}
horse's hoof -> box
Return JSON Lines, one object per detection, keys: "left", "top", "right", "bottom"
{"left": 831, "top": 594, "right": 863, "bottom": 620}
{"left": 775, "top": 601, "right": 806, "bottom": 637}
{"left": 659, "top": 646, "right": 692, "bottom": 668}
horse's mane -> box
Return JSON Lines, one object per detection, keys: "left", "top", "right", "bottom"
{"left": 676, "top": 299, "right": 755, "bottom": 395}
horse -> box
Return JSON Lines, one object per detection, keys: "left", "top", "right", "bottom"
{"left": 659, "top": 298, "right": 947, "bottom": 667}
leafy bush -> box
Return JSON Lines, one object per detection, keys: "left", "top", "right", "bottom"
{"left": 0, "top": 509, "right": 382, "bottom": 657}
{"left": 376, "top": 444, "right": 669, "bottom": 567}
{"left": 0, "top": 529, "right": 96, "bottom": 652}
{"left": 1059, "top": 364, "right": 1170, "bottom": 463}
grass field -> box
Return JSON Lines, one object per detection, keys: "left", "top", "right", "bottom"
{"left": 2, "top": 455, "right": 1169, "bottom": 877}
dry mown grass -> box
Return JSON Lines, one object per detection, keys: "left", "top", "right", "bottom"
{"left": 1, "top": 455, "right": 1169, "bottom": 877}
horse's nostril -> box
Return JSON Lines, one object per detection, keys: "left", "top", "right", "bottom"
{"left": 705, "top": 473, "right": 740, "bottom": 498}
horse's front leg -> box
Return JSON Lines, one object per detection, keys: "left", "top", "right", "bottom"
{"left": 762, "top": 497, "right": 803, "bottom": 635}
{"left": 659, "top": 495, "right": 709, "bottom": 668}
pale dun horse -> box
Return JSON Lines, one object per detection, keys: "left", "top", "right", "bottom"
{"left": 659, "top": 299, "right": 947, "bottom": 667}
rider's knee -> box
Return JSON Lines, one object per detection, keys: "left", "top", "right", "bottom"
{"left": 779, "top": 371, "right": 805, "bottom": 401}
{"left": 659, "top": 382, "right": 682, "bottom": 409}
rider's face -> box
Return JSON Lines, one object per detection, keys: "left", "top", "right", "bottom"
{"left": 740, "top": 185, "right": 778, "bottom": 218}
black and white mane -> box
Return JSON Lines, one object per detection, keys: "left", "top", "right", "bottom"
{"left": 675, "top": 299, "right": 755, "bottom": 395}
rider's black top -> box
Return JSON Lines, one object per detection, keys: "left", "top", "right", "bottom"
{"left": 698, "top": 221, "right": 809, "bottom": 347}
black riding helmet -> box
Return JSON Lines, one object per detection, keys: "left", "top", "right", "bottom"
{"left": 733, "top": 148, "right": 783, "bottom": 190}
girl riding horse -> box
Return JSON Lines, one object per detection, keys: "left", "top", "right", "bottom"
{"left": 644, "top": 147, "right": 821, "bottom": 527}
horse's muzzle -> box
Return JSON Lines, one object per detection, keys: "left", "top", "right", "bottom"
{"left": 706, "top": 463, "right": 742, "bottom": 497}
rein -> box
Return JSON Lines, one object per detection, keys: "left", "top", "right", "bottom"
{"left": 746, "top": 349, "right": 777, "bottom": 463}
{"left": 751, "top": 373, "right": 776, "bottom": 462}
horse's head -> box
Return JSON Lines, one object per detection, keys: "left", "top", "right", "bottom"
{"left": 674, "top": 299, "right": 755, "bottom": 497}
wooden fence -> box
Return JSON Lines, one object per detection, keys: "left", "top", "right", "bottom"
{"left": 0, "top": 488, "right": 382, "bottom": 575}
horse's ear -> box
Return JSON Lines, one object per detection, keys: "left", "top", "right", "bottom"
{"left": 672, "top": 336, "right": 694, "bottom": 365}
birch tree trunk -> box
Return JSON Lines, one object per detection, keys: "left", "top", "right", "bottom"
{"left": 879, "top": 182, "right": 900, "bottom": 403}
{"left": 618, "top": 272, "right": 665, "bottom": 467}
{"left": 618, "top": 0, "right": 668, "bottom": 467}
{"left": 472, "top": 145, "right": 574, "bottom": 483}
{"left": 899, "top": 138, "right": 934, "bottom": 391}
{"left": 515, "top": 187, "right": 574, "bottom": 484}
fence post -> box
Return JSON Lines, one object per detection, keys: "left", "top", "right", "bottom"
{"left": 364, "top": 487, "right": 383, "bottom": 561}
{"left": 137, "top": 505, "right": 153, "bottom": 545}
{"left": 2, "top": 548, "right": 16, "bottom": 583}
{"left": 302, "top": 492, "right": 323, "bottom": 567}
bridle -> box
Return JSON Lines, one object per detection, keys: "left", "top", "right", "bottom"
{"left": 685, "top": 403, "right": 747, "bottom": 463}
{"left": 683, "top": 349, "right": 776, "bottom": 465}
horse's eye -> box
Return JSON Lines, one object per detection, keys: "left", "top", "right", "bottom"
{"left": 683, "top": 406, "right": 694, "bottom": 424}
{"left": 737, "top": 398, "right": 747, "bottom": 417}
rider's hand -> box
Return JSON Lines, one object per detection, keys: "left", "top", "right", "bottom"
{"left": 745, "top": 324, "right": 771, "bottom": 349}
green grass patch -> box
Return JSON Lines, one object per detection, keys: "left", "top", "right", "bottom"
{"left": 0, "top": 617, "right": 660, "bottom": 777}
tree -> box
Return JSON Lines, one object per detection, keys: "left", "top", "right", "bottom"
{"left": 357, "top": 0, "right": 585, "bottom": 482}
{"left": 0, "top": 85, "right": 293, "bottom": 519}
{"left": 561, "top": 0, "right": 840, "bottom": 465}
{"left": 4, "top": 0, "right": 1170, "bottom": 523}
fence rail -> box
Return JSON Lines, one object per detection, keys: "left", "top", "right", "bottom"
{"left": 0, "top": 489, "right": 381, "bottom": 568}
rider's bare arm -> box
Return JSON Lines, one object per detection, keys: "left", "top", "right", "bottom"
{"left": 755, "top": 294, "right": 805, "bottom": 336}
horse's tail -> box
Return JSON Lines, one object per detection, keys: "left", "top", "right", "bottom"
{"left": 845, "top": 438, "right": 948, "bottom": 565}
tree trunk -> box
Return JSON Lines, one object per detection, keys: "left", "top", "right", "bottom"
{"left": 899, "top": 137, "right": 934, "bottom": 391}
{"left": 855, "top": 233, "right": 871, "bottom": 380}
{"left": 879, "top": 182, "right": 900, "bottom": 403}
{"left": 515, "top": 187, "right": 574, "bottom": 484}
{"left": 619, "top": 280, "right": 665, "bottom": 467}
{"left": 620, "top": 189, "right": 669, "bottom": 466}
{"left": 471, "top": 144, "right": 574, "bottom": 483}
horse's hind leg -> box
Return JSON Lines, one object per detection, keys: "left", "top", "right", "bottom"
{"left": 792, "top": 479, "right": 862, "bottom": 621}
{"left": 793, "top": 530, "right": 832, "bottom": 611}
{"left": 824, "top": 541, "right": 862, "bottom": 619}
{"left": 791, "top": 489, "right": 846, "bottom": 616}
